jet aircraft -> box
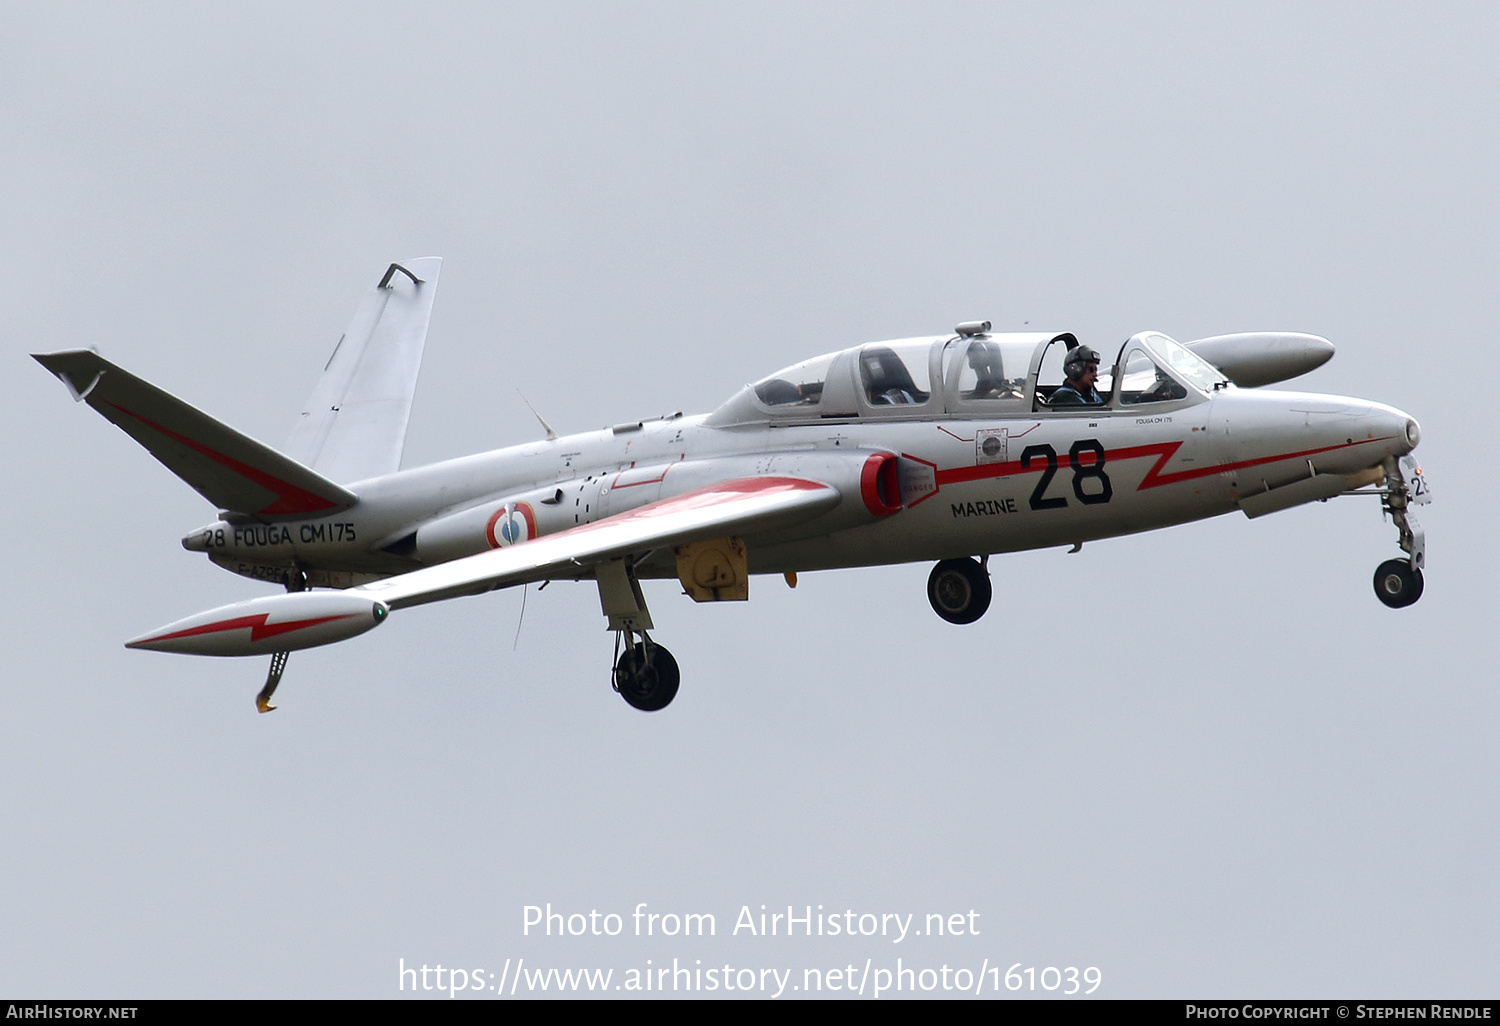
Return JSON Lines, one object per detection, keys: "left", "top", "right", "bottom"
{"left": 35, "top": 258, "right": 1429, "bottom": 713}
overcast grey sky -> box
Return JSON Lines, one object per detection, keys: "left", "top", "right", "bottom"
{"left": 3, "top": 1, "right": 1495, "bottom": 999}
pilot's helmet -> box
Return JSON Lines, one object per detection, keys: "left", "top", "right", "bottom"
{"left": 1064, "top": 344, "right": 1102, "bottom": 380}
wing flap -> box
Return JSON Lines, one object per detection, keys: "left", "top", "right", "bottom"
{"left": 34, "top": 350, "right": 357, "bottom": 518}
{"left": 355, "top": 476, "right": 840, "bottom": 610}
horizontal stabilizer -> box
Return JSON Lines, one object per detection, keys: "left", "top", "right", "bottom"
{"left": 34, "top": 350, "right": 357, "bottom": 518}
{"left": 284, "top": 257, "right": 441, "bottom": 483}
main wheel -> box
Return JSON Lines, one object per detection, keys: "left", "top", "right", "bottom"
{"left": 1373, "top": 558, "right": 1424, "bottom": 608}
{"left": 614, "top": 642, "right": 681, "bottom": 711}
{"left": 927, "top": 558, "right": 993, "bottom": 625}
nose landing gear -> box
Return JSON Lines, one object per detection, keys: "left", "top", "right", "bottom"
{"left": 927, "top": 556, "right": 992, "bottom": 624}
{"left": 1373, "top": 454, "right": 1428, "bottom": 608}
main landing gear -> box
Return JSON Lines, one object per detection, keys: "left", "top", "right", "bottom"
{"left": 1371, "top": 455, "right": 1427, "bottom": 609}
{"left": 927, "top": 556, "right": 993, "bottom": 625}
{"left": 612, "top": 631, "right": 680, "bottom": 711}
{"left": 597, "top": 557, "right": 681, "bottom": 711}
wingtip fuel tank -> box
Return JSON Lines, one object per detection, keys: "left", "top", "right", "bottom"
{"left": 1185, "top": 332, "right": 1335, "bottom": 388}
{"left": 125, "top": 591, "right": 389, "bottom": 656}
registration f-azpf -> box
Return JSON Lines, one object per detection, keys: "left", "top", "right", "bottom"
{"left": 37, "top": 259, "right": 1429, "bottom": 712}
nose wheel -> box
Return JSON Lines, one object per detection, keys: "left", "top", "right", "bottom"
{"left": 612, "top": 633, "right": 680, "bottom": 711}
{"left": 927, "top": 557, "right": 992, "bottom": 625}
{"left": 1373, "top": 559, "right": 1423, "bottom": 609}
{"left": 1372, "top": 455, "right": 1429, "bottom": 609}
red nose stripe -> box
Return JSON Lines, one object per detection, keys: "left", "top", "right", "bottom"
{"left": 932, "top": 435, "right": 1398, "bottom": 491}
{"left": 131, "top": 613, "right": 356, "bottom": 647}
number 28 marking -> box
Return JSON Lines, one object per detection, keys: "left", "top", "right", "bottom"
{"left": 1020, "top": 440, "right": 1113, "bottom": 510}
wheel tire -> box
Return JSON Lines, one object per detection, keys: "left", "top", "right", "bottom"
{"left": 614, "top": 642, "right": 681, "bottom": 711}
{"left": 1373, "top": 558, "right": 1424, "bottom": 609}
{"left": 927, "top": 558, "right": 993, "bottom": 625}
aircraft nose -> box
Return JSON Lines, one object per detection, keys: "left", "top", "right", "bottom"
{"left": 1375, "top": 404, "right": 1421, "bottom": 456}
{"left": 1403, "top": 415, "right": 1421, "bottom": 451}
{"left": 1223, "top": 392, "right": 1422, "bottom": 478}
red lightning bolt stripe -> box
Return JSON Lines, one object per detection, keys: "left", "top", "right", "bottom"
{"left": 98, "top": 401, "right": 342, "bottom": 516}
{"left": 128, "top": 613, "right": 357, "bottom": 648}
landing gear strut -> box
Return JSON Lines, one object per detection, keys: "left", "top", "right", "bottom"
{"left": 253, "top": 569, "right": 310, "bottom": 713}
{"left": 597, "top": 557, "right": 681, "bottom": 711}
{"left": 927, "top": 557, "right": 992, "bottom": 625}
{"left": 1373, "top": 455, "right": 1427, "bottom": 608}
{"left": 612, "top": 631, "right": 680, "bottom": 711}
{"left": 256, "top": 651, "right": 288, "bottom": 713}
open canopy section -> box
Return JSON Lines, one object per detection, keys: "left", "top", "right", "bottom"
{"left": 707, "top": 328, "right": 1234, "bottom": 426}
{"left": 709, "top": 331, "right": 1079, "bottom": 426}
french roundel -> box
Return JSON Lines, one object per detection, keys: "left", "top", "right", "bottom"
{"left": 485, "top": 502, "right": 537, "bottom": 549}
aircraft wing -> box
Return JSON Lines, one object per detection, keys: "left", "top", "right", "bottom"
{"left": 355, "top": 476, "right": 840, "bottom": 610}
{"left": 283, "top": 257, "right": 441, "bottom": 484}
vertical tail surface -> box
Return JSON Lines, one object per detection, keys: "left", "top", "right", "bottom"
{"left": 284, "top": 257, "right": 442, "bottom": 484}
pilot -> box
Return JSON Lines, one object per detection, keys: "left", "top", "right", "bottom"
{"left": 1050, "top": 345, "right": 1104, "bottom": 405}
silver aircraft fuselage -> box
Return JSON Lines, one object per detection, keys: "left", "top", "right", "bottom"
{"left": 39, "top": 260, "right": 1426, "bottom": 713}
{"left": 184, "top": 359, "right": 1418, "bottom": 588}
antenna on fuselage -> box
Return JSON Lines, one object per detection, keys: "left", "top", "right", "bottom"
{"left": 516, "top": 389, "right": 559, "bottom": 441}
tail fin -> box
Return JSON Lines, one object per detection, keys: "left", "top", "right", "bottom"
{"left": 283, "top": 257, "right": 441, "bottom": 483}
{"left": 33, "top": 349, "right": 357, "bottom": 519}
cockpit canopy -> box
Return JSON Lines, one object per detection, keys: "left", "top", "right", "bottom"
{"left": 707, "top": 330, "right": 1229, "bottom": 427}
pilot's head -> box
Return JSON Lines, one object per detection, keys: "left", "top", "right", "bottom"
{"left": 1064, "top": 345, "right": 1101, "bottom": 386}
